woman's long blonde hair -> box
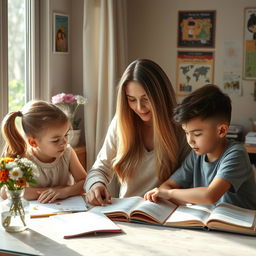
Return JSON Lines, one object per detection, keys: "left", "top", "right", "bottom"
{"left": 113, "top": 59, "right": 188, "bottom": 182}
{"left": 1, "top": 100, "right": 68, "bottom": 158}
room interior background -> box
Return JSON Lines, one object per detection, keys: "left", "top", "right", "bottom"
{"left": 1, "top": 0, "right": 256, "bottom": 170}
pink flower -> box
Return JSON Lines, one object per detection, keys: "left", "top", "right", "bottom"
{"left": 51, "top": 93, "right": 87, "bottom": 129}
{"left": 51, "top": 93, "right": 66, "bottom": 104}
{"left": 51, "top": 93, "right": 76, "bottom": 104}
{"left": 63, "top": 94, "right": 76, "bottom": 104}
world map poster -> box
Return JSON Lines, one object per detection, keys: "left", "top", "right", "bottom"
{"left": 176, "top": 51, "right": 214, "bottom": 96}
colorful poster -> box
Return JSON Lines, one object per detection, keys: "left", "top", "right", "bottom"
{"left": 222, "top": 71, "right": 242, "bottom": 96}
{"left": 177, "top": 11, "right": 216, "bottom": 48}
{"left": 176, "top": 51, "right": 214, "bottom": 96}
{"left": 243, "top": 8, "right": 256, "bottom": 80}
{"left": 177, "top": 51, "right": 214, "bottom": 95}
{"left": 53, "top": 13, "right": 69, "bottom": 53}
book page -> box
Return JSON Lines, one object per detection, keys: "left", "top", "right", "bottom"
{"left": 50, "top": 211, "right": 122, "bottom": 238}
{"left": 131, "top": 199, "right": 177, "bottom": 224}
{"left": 165, "top": 204, "right": 214, "bottom": 227}
{"left": 30, "top": 195, "right": 87, "bottom": 217}
{"left": 89, "top": 196, "right": 143, "bottom": 216}
{"left": 207, "top": 203, "right": 256, "bottom": 228}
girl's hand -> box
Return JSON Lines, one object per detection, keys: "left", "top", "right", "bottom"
{"left": 37, "top": 187, "right": 67, "bottom": 203}
{"left": 144, "top": 187, "right": 171, "bottom": 202}
{"left": 86, "top": 182, "right": 111, "bottom": 206}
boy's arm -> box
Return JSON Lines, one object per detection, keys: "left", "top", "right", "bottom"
{"left": 144, "top": 178, "right": 181, "bottom": 201}
{"left": 146, "top": 177, "right": 231, "bottom": 205}
{"left": 159, "top": 178, "right": 181, "bottom": 190}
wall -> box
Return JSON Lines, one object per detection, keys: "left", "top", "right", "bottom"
{"left": 126, "top": 0, "right": 256, "bottom": 132}
{"left": 49, "top": 0, "right": 72, "bottom": 96}
{"left": 42, "top": 0, "right": 84, "bottom": 142}
{"left": 46, "top": 0, "right": 83, "bottom": 97}
{"left": 71, "top": 0, "right": 84, "bottom": 96}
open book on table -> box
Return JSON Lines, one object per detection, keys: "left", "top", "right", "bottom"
{"left": 50, "top": 211, "right": 123, "bottom": 239}
{"left": 89, "top": 196, "right": 256, "bottom": 236}
{"left": 30, "top": 195, "right": 87, "bottom": 218}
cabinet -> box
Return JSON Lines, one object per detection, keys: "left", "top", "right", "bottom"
{"left": 244, "top": 143, "right": 256, "bottom": 154}
{"left": 244, "top": 144, "right": 256, "bottom": 165}
{"left": 74, "top": 146, "right": 86, "bottom": 170}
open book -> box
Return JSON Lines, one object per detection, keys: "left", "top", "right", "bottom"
{"left": 30, "top": 195, "right": 87, "bottom": 218}
{"left": 50, "top": 211, "right": 123, "bottom": 239}
{"left": 89, "top": 196, "right": 256, "bottom": 236}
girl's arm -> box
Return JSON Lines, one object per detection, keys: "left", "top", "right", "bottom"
{"left": 36, "top": 148, "right": 87, "bottom": 203}
{"left": 66, "top": 147, "right": 87, "bottom": 195}
{"left": 24, "top": 185, "right": 66, "bottom": 201}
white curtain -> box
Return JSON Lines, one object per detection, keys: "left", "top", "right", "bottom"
{"left": 83, "top": 0, "right": 127, "bottom": 169}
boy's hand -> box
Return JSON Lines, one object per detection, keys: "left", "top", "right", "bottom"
{"left": 144, "top": 187, "right": 171, "bottom": 202}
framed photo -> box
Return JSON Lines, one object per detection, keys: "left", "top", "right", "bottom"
{"left": 53, "top": 13, "right": 69, "bottom": 54}
{"left": 176, "top": 51, "right": 214, "bottom": 96}
{"left": 243, "top": 7, "right": 256, "bottom": 80}
{"left": 177, "top": 10, "right": 216, "bottom": 48}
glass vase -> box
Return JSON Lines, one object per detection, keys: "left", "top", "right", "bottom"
{"left": 1, "top": 189, "right": 30, "bottom": 232}
{"left": 68, "top": 129, "right": 81, "bottom": 147}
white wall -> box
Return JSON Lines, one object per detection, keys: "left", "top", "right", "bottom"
{"left": 71, "top": 0, "right": 84, "bottom": 96}
{"left": 48, "top": 0, "right": 83, "bottom": 96}
{"left": 49, "top": 0, "right": 72, "bottom": 96}
{"left": 126, "top": 0, "right": 256, "bottom": 132}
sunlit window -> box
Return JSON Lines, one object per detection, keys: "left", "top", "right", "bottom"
{"left": 8, "top": 0, "right": 27, "bottom": 112}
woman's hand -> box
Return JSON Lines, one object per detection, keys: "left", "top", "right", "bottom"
{"left": 86, "top": 182, "right": 112, "bottom": 206}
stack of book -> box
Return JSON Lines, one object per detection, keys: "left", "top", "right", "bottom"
{"left": 245, "top": 132, "right": 256, "bottom": 144}
{"left": 226, "top": 125, "right": 243, "bottom": 141}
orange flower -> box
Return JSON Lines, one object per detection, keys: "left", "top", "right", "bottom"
{"left": 17, "top": 177, "right": 26, "bottom": 188}
{"left": 0, "top": 169, "right": 9, "bottom": 182}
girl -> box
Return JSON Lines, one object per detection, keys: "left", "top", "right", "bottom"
{"left": 85, "top": 59, "right": 190, "bottom": 206}
{"left": 1, "top": 100, "right": 86, "bottom": 203}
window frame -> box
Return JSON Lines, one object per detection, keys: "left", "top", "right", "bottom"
{"left": 0, "top": 0, "right": 8, "bottom": 149}
{"left": 0, "top": 0, "right": 40, "bottom": 152}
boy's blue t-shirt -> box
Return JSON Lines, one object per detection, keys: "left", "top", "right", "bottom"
{"left": 171, "top": 140, "right": 256, "bottom": 209}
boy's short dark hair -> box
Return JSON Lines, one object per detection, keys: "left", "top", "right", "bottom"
{"left": 173, "top": 84, "right": 232, "bottom": 124}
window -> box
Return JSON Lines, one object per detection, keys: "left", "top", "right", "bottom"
{"left": 8, "top": 0, "right": 27, "bottom": 111}
{"left": 0, "top": 0, "right": 37, "bottom": 151}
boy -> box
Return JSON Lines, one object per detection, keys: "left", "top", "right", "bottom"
{"left": 144, "top": 84, "right": 256, "bottom": 209}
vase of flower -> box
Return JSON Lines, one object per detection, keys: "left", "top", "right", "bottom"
{"left": 51, "top": 93, "right": 87, "bottom": 131}
{"left": 68, "top": 129, "right": 81, "bottom": 147}
{"left": 1, "top": 188, "right": 29, "bottom": 232}
{"left": 0, "top": 157, "right": 39, "bottom": 233}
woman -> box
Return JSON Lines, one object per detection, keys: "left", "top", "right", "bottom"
{"left": 84, "top": 59, "right": 189, "bottom": 205}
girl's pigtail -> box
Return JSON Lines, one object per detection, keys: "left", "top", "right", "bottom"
{"left": 1, "top": 111, "right": 27, "bottom": 158}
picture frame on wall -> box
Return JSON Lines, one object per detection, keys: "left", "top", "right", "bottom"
{"left": 177, "top": 10, "right": 216, "bottom": 48}
{"left": 176, "top": 51, "right": 214, "bottom": 96}
{"left": 53, "top": 12, "right": 69, "bottom": 54}
{"left": 243, "top": 7, "right": 256, "bottom": 80}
